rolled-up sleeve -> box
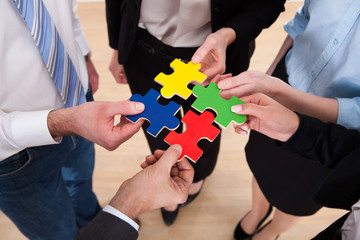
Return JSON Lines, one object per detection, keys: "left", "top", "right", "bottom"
{"left": 284, "top": 1, "right": 310, "bottom": 39}
{"left": 337, "top": 97, "right": 360, "bottom": 131}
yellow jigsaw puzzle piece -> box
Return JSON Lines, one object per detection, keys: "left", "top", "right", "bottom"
{"left": 154, "top": 59, "right": 207, "bottom": 99}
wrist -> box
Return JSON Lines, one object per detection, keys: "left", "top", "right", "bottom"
{"left": 217, "top": 28, "right": 236, "bottom": 46}
{"left": 109, "top": 189, "right": 144, "bottom": 220}
{"left": 47, "top": 108, "right": 77, "bottom": 138}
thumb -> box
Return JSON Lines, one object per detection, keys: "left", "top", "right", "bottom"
{"left": 231, "top": 103, "right": 264, "bottom": 120}
{"left": 156, "top": 144, "right": 183, "bottom": 172}
{"left": 108, "top": 100, "right": 145, "bottom": 116}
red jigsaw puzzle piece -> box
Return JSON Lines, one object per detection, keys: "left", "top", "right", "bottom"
{"left": 164, "top": 110, "right": 220, "bottom": 163}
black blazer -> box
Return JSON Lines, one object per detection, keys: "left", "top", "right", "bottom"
{"left": 76, "top": 211, "right": 138, "bottom": 240}
{"left": 106, "top": 0, "right": 285, "bottom": 66}
{"left": 280, "top": 115, "right": 360, "bottom": 210}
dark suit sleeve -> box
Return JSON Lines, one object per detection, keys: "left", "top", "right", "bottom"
{"left": 280, "top": 115, "right": 360, "bottom": 209}
{"left": 105, "top": 0, "right": 124, "bottom": 49}
{"left": 280, "top": 115, "right": 360, "bottom": 169}
{"left": 213, "top": 0, "right": 285, "bottom": 58}
{"left": 76, "top": 211, "right": 138, "bottom": 240}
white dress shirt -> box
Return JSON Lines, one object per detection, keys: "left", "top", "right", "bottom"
{"left": 0, "top": 0, "right": 90, "bottom": 160}
{"left": 342, "top": 199, "right": 360, "bottom": 240}
{"left": 138, "top": 0, "right": 211, "bottom": 47}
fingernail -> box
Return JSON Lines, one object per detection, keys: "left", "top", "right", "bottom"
{"left": 192, "top": 55, "right": 200, "bottom": 63}
{"left": 231, "top": 105, "right": 242, "bottom": 113}
{"left": 241, "top": 125, "right": 249, "bottom": 132}
{"left": 239, "top": 130, "right": 247, "bottom": 136}
{"left": 171, "top": 144, "right": 182, "bottom": 153}
{"left": 135, "top": 103, "right": 145, "bottom": 111}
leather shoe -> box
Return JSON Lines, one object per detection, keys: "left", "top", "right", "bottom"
{"left": 161, "top": 206, "right": 179, "bottom": 226}
{"left": 180, "top": 180, "right": 204, "bottom": 207}
{"left": 251, "top": 221, "right": 280, "bottom": 240}
{"left": 234, "top": 205, "right": 273, "bottom": 240}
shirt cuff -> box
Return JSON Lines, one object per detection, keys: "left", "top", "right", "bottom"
{"left": 337, "top": 97, "right": 360, "bottom": 131}
{"left": 102, "top": 205, "right": 139, "bottom": 231}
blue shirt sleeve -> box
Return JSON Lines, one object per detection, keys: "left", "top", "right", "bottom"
{"left": 284, "top": 1, "right": 310, "bottom": 39}
{"left": 337, "top": 97, "right": 360, "bottom": 131}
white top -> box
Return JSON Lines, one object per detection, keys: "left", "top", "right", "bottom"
{"left": 138, "top": 0, "right": 212, "bottom": 47}
{"left": 0, "top": 0, "right": 90, "bottom": 161}
{"left": 342, "top": 199, "right": 360, "bottom": 240}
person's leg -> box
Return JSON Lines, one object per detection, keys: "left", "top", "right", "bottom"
{"left": 0, "top": 138, "right": 80, "bottom": 240}
{"left": 240, "top": 177, "right": 271, "bottom": 234}
{"left": 61, "top": 136, "right": 101, "bottom": 228}
{"left": 252, "top": 209, "right": 301, "bottom": 240}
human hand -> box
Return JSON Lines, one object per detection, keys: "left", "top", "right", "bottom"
{"left": 86, "top": 55, "right": 99, "bottom": 94}
{"left": 109, "top": 145, "right": 194, "bottom": 219}
{"left": 47, "top": 100, "right": 145, "bottom": 150}
{"left": 231, "top": 93, "right": 300, "bottom": 142}
{"left": 217, "top": 71, "right": 286, "bottom": 100}
{"left": 192, "top": 28, "right": 236, "bottom": 82}
{"left": 109, "top": 50, "right": 128, "bottom": 84}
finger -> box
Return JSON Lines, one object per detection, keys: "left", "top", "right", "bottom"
{"left": 108, "top": 100, "right": 145, "bottom": 117}
{"left": 156, "top": 144, "right": 183, "bottom": 172}
{"left": 231, "top": 102, "right": 266, "bottom": 120}
{"left": 192, "top": 43, "right": 212, "bottom": 63}
{"left": 140, "top": 161, "right": 149, "bottom": 169}
{"left": 203, "top": 65, "right": 225, "bottom": 80}
{"left": 112, "top": 120, "right": 143, "bottom": 146}
{"left": 154, "top": 149, "right": 165, "bottom": 159}
{"left": 219, "top": 84, "right": 254, "bottom": 99}
{"left": 175, "top": 158, "right": 194, "bottom": 187}
{"left": 145, "top": 154, "right": 158, "bottom": 165}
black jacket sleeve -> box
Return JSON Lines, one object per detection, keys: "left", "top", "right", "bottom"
{"left": 76, "top": 211, "right": 138, "bottom": 240}
{"left": 281, "top": 115, "right": 360, "bottom": 169}
{"left": 280, "top": 115, "right": 360, "bottom": 209}
{"left": 211, "top": 0, "right": 286, "bottom": 59}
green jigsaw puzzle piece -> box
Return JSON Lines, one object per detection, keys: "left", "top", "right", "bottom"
{"left": 192, "top": 82, "right": 246, "bottom": 128}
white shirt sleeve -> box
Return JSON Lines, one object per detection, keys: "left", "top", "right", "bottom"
{"left": 102, "top": 205, "right": 140, "bottom": 231}
{"left": 71, "top": 0, "right": 90, "bottom": 56}
{"left": 0, "top": 110, "right": 61, "bottom": 161}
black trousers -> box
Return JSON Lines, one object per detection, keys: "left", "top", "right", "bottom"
{"left": 124, "top": 28, "right": 253, "bottom": 182}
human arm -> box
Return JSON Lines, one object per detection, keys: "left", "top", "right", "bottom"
{"left": 218, "top": 71, "right": 339, "bottom": 124}
{"left": 109, "top": 50, "right": 128, "bottom": 84}
{"left": 231, "top": 93, "right": 360, "bottom": 168}
{"left": 77, "top": 145, "right": 193, "bottom": 239}
{"left": 47, "top": 101, "right": 144, "bottom": 151}
{"left": 192, "top": 0, "right": 285, "bottom": 80}
{"left": 72, "top": 0, "right": 99, "bottom": 93}
{"left": 266, "top": 34, "right": 293, "bottom": 75}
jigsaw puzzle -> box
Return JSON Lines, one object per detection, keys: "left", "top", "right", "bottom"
{"left": 164, "top": 110, "right": 220, "bottom": 163}
{"left": 126, "top": 89, "right": 181, "bottom": 137}
{"left": 154, "top": 58, "right": 207, "bottom": 99}
{"left": 192, "top": 82, "right": 246, "bottom": 128}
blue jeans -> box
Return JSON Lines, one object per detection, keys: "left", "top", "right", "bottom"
{"left": 0, "top": 136, "right": 101, "bottom": 240}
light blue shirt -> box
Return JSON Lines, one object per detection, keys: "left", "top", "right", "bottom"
{"left": 284, "top": 0, "right": 360, "bottom": 130}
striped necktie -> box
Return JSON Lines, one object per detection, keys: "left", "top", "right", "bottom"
{"left": 12, "top": 0, "right": 86, "bottom": 107}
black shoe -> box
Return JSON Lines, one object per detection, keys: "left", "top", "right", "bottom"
{"left": 180, "top": 180, "right": 204, "bottom": 207}
{"left": 234, "top": 205, "right": 273, "bottom": 240}
{"left": 251, "top": 221, "right": 279, "bottom": 240}
{"left": 161, "top": 206, "right": 179, "bottom": 226}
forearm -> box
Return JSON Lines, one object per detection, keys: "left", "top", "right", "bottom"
{"left": 274, "top": 84, "right": 338, "bottom": 123}
{"left": 266, "top": 34, "right": 293, "bottom": 75}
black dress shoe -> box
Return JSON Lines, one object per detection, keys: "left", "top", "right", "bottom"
{"left": 234, "top": 205, "right": 273, "bottom": 240}
{"left": 180, "top": 180, "right": 204, "bottom": 207}
{"left": 161, "top": 206, "right": 179, "bottom": 226}
{"left": 251, "top": 221, "right": 280, "bottom": 240}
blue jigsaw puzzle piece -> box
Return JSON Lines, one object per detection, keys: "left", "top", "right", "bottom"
{"left": 126, "top": 89, "right": 181, "bottom": 137}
